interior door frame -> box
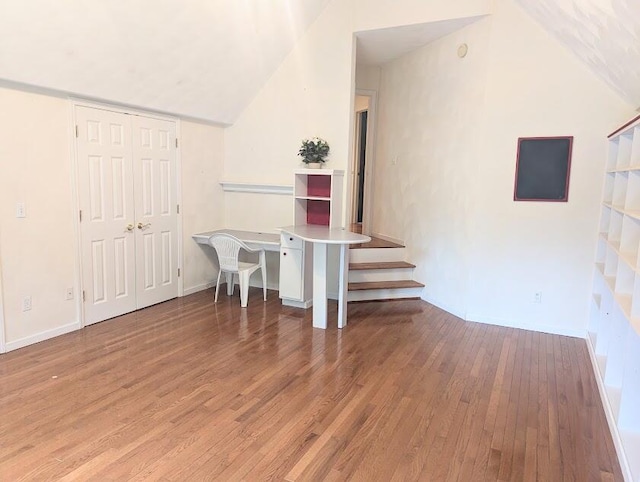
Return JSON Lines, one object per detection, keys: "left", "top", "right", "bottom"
{"left": 70, "top": 99, "right": 183, "bottom": 328}
{"left": 352, "top": 89, "right": 377, "bottom": 234}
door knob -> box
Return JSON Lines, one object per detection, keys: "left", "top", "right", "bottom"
{"left": 125, "top": 223, "right": 134, "bottom": 232}
{"left": 137, "top": 222, "right": 152, "bottom": 230}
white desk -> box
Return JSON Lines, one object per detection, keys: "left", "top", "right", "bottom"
{"left": 280, "top": 225, "right": 370, "bottom": 329}
{"left": 192, "top": 229, "right": 280, "bottom": 252}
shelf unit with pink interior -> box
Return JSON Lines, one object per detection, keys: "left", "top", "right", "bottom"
{"left": 293, "top": 169, "right": 344, "bottom": 228}
{"left": 590, "top": 114, "right": 640, "bottom": 482}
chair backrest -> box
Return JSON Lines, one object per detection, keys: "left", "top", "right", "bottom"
{"left": 207, "top": 233, "right": 250, "bottom": 272}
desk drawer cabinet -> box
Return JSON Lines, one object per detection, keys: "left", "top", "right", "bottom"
{"left": 279, "top": 233, "right": 312, "bottom": 307}
{"left": 281, "top": 234, "right": 303, "bottom": 250}
{"left": 279, "top": 248, "right": 303, "bottom": 300}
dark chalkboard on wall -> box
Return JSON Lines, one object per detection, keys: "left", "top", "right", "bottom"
{"left": 514, "top": 136, "right": 573, "bottom": 202}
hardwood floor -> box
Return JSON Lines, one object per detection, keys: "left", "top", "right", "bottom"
{"left": 0, "top": 290, "right": 622, "bottom": 481}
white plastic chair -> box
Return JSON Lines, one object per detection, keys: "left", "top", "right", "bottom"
{"left": 207, "top": 233, "right": 267, "bottom": 308}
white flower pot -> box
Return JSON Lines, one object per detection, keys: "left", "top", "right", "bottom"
{"left": 306, "top": 162, "right": 322, "bottom": 169}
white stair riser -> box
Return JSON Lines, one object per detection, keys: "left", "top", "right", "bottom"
{"left": 348, "top": 268, "right": 415, "bottom": 283}
{"left": 348, "top": 287, "right": 423, "bottom": 302}
{"left": 349, "top": 247, "right": 406, "bottom": 263}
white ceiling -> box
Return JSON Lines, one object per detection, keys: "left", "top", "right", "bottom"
{"left": 1, "top": 1, "right": 638, "bottom": 124}
{"left": 514, "top": 0, "right": 640, "bottom": 109}
{"left": 355, "top": 16, "right": 485, "bottom": 66}
{"left": 0, "top": 0, "right": 331, "bottom": 124}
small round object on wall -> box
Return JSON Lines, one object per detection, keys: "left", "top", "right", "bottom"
{"left": 457, "top": 43, "right": 468, "bottom": 58}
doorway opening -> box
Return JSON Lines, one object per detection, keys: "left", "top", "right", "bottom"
{"left": 351, "top": 89, "right": 377, "bottom": 234}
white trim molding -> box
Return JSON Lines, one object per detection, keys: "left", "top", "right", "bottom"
{"left": 220, "top": 182, "right": 293, "bottom": 195}
{"left": 5, "top": 321, "right": 80, "bottom": 352}
{"left": 465, "top": 313, "right": 586, "bottom": 339}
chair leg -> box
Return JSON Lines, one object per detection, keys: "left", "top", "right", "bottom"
{"left": 226, "top": 272, "right": 234, "bottom": 296}
{"left": 214, "top": 270, "right": 222, "bottom": 303}
{"left": 261, "top": 254, "right": 267, "bottom": 302}
{"left": 239, "top": 271, "right": 249, "bottom": 308}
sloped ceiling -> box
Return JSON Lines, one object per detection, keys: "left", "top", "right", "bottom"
{"left": 514, "top": 0, "right": 640, "bottom": 109}
{"left": 0, "top": 0, "right": 331, "bottom": 124}
{"left": 356, "top": 16, "right": 485, "bottom": 66}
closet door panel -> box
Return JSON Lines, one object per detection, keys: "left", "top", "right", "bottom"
{"left": 76, "top": 107, "right": 136, "bottom": 325}
{"left": 131, "top": 116, "right": 178, "bottom": 309}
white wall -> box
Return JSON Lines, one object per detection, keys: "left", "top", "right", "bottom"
{"left": 370, "top": 1, "right": 634, "bottom": 334}
{"left": 465, "top": 0, "right": 633, "bottom": 335}
{"left": 355, "top": 65, "right": 381, "bottom": 92}
{"left": 0, "top": 86, "right": 226, "bottom": 350}
{"left": 224, "top": 0, "right": 492, "bottom": 230}
{"left": 371, "top": 18, "right": 491, "bottom": 318}
{"left": 224, "top": 0, "right": 356, "bottom": 231}
{"left": 180, "top": 120, "right": 225, "bottom": 295}
{"left": 0, "top": 87, "right": 78, "bottom": 348}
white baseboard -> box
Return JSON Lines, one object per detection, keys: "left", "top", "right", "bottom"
{"left": 465, "top": 313, "right": 586, "bottom": 339}
{"left": 282, "top": 298, "right": 313, "bottom": 309}
{"left": 183, "top": 280, "right": 279, "bottom": 297}
{"left": 585, "top": 336, "right": 633, "bottom": 482}
{"left": 370, "top": 231, "right": 404, "bottom": 246}
{"left": 5, "top": 321, "right": 81, "bottom": 352}
{"left": 421, "top": 294, "right": 467, "bottom": 321}
{"left": 183, "top": 281, "right": 216, "bottom": 296}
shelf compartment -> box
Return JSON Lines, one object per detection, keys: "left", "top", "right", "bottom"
{"left": 626, "top": 170, "right": 640, "bottom": 213}
{"left": 596, "top": 236, "right": 607, "bottom": 265}
{"left": 604, "top": 243, "right": 619, "bottom": 280}
{"left": 631, "top": 126, "right": 640, "bottom": 167}
{"left": 614, "top": 261, "right": 634, "bottom": 298}
{"left": 599, "top": 204, "right": 612, "bottom": 235}
{"left": 306, "top": 175, "right": 332, "bottom": 197}
{"left": 608, "top": 138, "right": 620, "bottom": 171}
{"left": 594, "top": 289, "right": 614, "bottom": 358}
{"left": 618, "top": 329, "right": 640, "bottom": 432}
{"left": 620, "top": 215, "right": 640, "bottom": 270}
{"left": 616, "top": 131, "right": 634, "bottom": 170}
{"left": 612, "top": 171, "right": 629, "bottom": 208}
{"left": 603, "top": 309, "right": 628, "bottom": 399}
{"left": 603, "top": 172, "right": 615, "bottom": 204}
{"left": 608, "top": 209, "right": 624, "bottom": 247}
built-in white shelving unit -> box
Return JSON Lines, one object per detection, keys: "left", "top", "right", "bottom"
{"left": 590, "top": 114, "right": 640, "bottom": 482}
{"left": 279, "top": 169, "right": 344, "bottom": 308}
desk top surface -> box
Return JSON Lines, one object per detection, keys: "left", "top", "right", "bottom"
{"left": 280, "top": 225, "right": 371, "bottom": 245}
{"left": 192, "top": 229, "right": 280, "bottom": 246}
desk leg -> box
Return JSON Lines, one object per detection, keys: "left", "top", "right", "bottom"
{"left": 337, "top": 244, "right": 349, "bottom": 329}
{"left": 312, "top": 242, "right": 328, "bottom": 329}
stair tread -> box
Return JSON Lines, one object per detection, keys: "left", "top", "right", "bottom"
{"left": 349, "top": 261, "right": 415, "bottom": 270}
{"left": 348, "top": 280, "right": 425, "bottom": 291}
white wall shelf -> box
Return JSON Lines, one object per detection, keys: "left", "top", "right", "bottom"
{"left": 590, "top": 114, "right": 640, "bottom": 482}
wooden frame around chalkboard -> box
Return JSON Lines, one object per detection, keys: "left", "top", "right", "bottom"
{"left": 513, "top": 136, "right": 573, "bottom": 202}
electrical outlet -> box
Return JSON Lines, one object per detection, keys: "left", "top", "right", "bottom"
{"left": 22, "top": 296, "right": 32, "bottom": 311}
{"left": 66, "top": 287, "right": 74, "bottom": 300}
{"left": 16, "top": 202, "right": 26, "bottom": 218}
{"left": 534, "top": 291, "right": 542, "bottom": 304}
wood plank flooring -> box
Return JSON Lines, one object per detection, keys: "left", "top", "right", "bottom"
{"left": 0, "top": 289, "right": 623, "bottom": 481}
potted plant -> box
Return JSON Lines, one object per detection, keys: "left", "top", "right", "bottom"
{"left": 298, "top": 137, "right": 330, "bottom": 168}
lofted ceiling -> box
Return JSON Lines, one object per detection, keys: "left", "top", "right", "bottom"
{"left": 0, "top": 0, "right": 331, "bottom": 124}
{"left": 0, "top": 1, "right": 638, "bottom": 124}
{"left": 514, "top": 0, "right": 640, "bottom": 109}
{"left": 355, "top": 16, "right": 485, "bottom": 66}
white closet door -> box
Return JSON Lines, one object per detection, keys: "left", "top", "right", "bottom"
{"left": 131, "top": 115, "right": 178, "bottom": 309}
{"left": 76, "top": 107, "right": 136, "bottom": 325}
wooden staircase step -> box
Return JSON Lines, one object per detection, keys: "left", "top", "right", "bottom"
{"left": 349, "top": 261, "right": 415, "bottom": 270}
{"left": 348, "top": 280, "right": 425, "bottom": 291}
